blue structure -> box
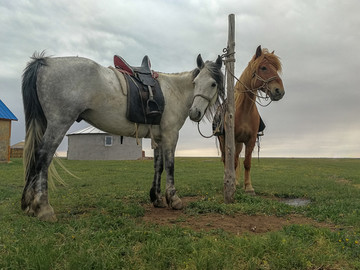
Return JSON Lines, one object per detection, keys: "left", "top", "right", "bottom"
{"left": 0, "top": 99, "right": 18, "bottom": 162}
{"left": 0, "top": 99, "right": 18, "bottom": 120}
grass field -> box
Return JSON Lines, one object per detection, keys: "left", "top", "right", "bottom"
{"left": 1, "top": 158, "right": 360, "bottom": 269}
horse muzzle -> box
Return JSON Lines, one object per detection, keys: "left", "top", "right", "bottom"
{"left": 268, "top": 85, "right": 285, "bottom": 101}
{"left": 189, "top": 107, "right": 203, "bottom": 122}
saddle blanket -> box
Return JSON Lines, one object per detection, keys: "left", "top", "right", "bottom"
{"left": 124, "top": 73, "right": 164, "bottom": 125}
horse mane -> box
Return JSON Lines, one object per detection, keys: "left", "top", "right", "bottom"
{"left": 235, "top": 48, "right": 282, "bottom": 102}
{"left": 200, "top": 60, "right": 225, "bottom": 121}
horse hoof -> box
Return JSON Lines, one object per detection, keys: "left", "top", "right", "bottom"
{"left": 170, "top": 196, "right": 183, "bottom": 210}
{"left": 153, "top": 198, "right": 167, "bottom": 208}
{"left": 245, "top": 190, "right": 256, "bottom": 196}
{"left": 37, "top": 205, "right": 58, "bottom": 222}
{"left": 38, "top": 212, "right": 58, "bottom": 222}
{"left": 24, "top": 206, "right": 35, "bottom": 216}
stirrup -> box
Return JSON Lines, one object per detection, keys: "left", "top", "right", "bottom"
{"left": 146, "top": 99, "right": 161, "bottom": 117}
{"left": 257, "top": 131, "right": 264, "bottom": 137}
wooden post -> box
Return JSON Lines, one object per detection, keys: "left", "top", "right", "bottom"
{"left": 224, "top": 14, "right": 236, "bottom": 203}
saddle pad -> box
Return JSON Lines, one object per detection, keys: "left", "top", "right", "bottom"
{"left": 125, "top": 74, "right": 165, "bottom": 125}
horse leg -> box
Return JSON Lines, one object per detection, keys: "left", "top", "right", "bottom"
{"left": 22, "top": 124, "right": 71, "bottom": 221}
{"left": 149, "top": 145, "right": 166, "bottom": 208}
{"left": 163, "top": 148, "right": 183, "bottom": 210}
{"left": 218, "top": 135, "right": 225, "bottom": 163}
{"left": 160, "top": 132, "right": 182, "bottom": 210}
{"left": 243, "top": 141, "right": 256, "bottom": 195}
{"left": 235, "top": 143, "right": 243, "bottom": 186}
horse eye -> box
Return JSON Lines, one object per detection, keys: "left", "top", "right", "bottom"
{"left": 211, "top": 82, "right": 217, "bottom": 87}
{"left": 260, "top": 66, "right": 267, "bottom": 71}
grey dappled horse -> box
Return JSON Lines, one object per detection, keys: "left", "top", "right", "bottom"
{"left": 21, "top": 52, "right": 224, "bottom": 221}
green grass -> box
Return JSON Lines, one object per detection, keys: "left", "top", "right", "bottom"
{"left": 1, "top": 158, "right": 360, "bottom": 269}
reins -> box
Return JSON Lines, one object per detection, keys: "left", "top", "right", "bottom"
{"left": 196, "top": 103, "right": 225, "bottom": 139}
{"left": 193, "top": 92, "right": 219, "bottom": 139}
{"left": 197, "top": 122, "right": 215, "bottom": 138}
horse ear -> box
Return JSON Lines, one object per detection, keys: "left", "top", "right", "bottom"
{"left": 215, "top": 55, "right": 222, "bottom": 69}
{"left": 271, "top": 50, "right": 275, "bottom": 54}
{"left": 255, "top": 45, "right": 262, "bottom": 59}
{"left": 197, "top": 54, "right": 205, "bottom": 69}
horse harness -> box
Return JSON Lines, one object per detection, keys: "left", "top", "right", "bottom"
{"left": 252, "top": 72, "right": 278, "bottom": 98}
{"left": 114, "top": 55, "right": 165, "bottom": 125}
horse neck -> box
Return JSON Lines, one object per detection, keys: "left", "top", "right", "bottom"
{"left": 158, "top": 71, "right": 195, "bottom": 104}
{"left": 234, "top": 72, "right": 257, "bottom": 112}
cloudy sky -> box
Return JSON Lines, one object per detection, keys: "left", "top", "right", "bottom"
{"left": 1, "top": 0, "right": 359, "bottom": 158}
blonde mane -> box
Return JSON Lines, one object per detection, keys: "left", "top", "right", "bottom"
{"left": 235, "top": 48, "right": 282, "bottom": 103}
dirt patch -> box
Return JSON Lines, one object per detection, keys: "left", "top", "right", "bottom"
{"left": 142, "top": 197, "right": 335, "bottom": 234}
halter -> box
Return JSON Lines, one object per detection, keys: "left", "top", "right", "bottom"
{"left": 196, "top": 70, "right": 280, "bottom": 139}
{"left": 192, "top": 93, "right": 215, "bottom": 104}
{"left": 192, "top": 92, "right": 220, "bottom": 138}
{"left": 253, "top": 72, "right": 278, "bottom": 92}
{"left": 232, "top": 70, "right": 279, "bottom": 107}
{"left": 240, "top": 72, "right": 278, "bottom": 95}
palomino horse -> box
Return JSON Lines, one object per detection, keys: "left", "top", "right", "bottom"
{"left": 217, "top": 46, "right": 284, "bottom": 194}
{"left": 22, "top": 52, "right": 224, "bottom": 221}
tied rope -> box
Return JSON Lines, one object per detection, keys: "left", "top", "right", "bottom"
{"left": 221, "top": 47, "right": 235, "bottom": 63}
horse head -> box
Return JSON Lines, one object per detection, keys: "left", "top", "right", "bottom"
{"left": 250, "top": 45, "right": 284, "bottom": 101}
{"left": 189, "top": 54, "right": 225, "bottom": 122}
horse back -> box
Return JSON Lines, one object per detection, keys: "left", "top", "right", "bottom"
{"left": 36, "top": 57, "right": 123, "bottom": 113}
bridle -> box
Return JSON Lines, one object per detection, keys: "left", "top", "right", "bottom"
{"left": 196, "top": 70, "right": 280, "bottom": 139}
{"left": 253, "top": 73, "right": 278, "bottom": 94}
{"left": 234, "top": 71, "right": 279, "bottom": 107}
{"left": 196, "top": 50, "right": 282, "bottom": 138}
{"left": 192, "top": 93, "right": 215, "bottom": 104}
{"left": 239, "top": 72, "right": 278, "bottom": 96}
{"left": 192, "top": 89, "right": 220, "bottom": 139}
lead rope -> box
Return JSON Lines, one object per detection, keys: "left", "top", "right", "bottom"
{"left": 197, "top": 101, "right": 225, "bottom": 139}
{"left": 197, "top": 118, "right": 223, "bottom": 139}
{"left": 197, "top": 122, "right": 215, "bottom": 139}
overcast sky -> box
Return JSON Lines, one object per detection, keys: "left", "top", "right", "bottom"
{"left": 1, "top": 0, "right": 359, "bottom": 158}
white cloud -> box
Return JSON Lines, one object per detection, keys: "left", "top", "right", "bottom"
{"left": 1, "top": 0, "right": 360, "bottom": 157}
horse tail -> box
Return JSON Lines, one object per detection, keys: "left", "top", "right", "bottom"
{"left": 21, "top": 52, "right": 48, "bottom": 209}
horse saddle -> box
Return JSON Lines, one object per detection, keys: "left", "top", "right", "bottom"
{"left": 114, "top": 55, "right": 164, "bottom": 125}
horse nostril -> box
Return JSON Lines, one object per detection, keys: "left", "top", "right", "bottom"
{"left": 275, "top": 88, "right": 280, "bottom": 94}
{"left": 189, "top": 108, "right": 202, "bottom": 121}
